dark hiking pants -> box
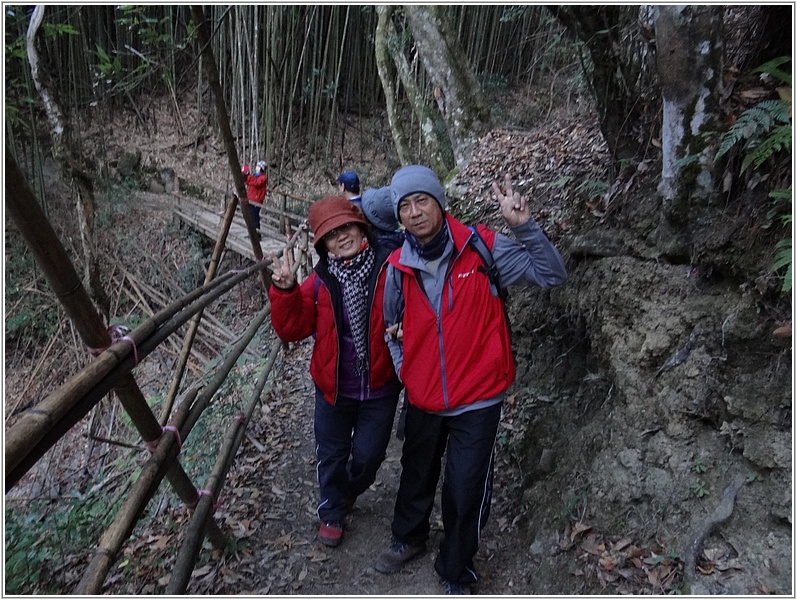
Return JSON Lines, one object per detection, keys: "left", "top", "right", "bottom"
{"left": 390, "top": 401, "right": 501, "bottom": 585}
{"left": 314, "top": 387, "right": 399, "bottom": 524}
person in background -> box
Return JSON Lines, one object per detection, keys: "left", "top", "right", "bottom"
{"left": 268, "top": 196, "right": 401, "bottom": 549}
{"left": 374, "top": 165, "right": 567, "bottom": 595}
{"left": 360, "top": 185, "right": 407, "bottom": 439}
{"left": 361, "top": 186, "right": 404, "bottom": 252}
{"left": 241, "top": 160, "right": 268, "bottom": 236}
{"left": 336, "top": 170, "right": 361, "bottom": 209}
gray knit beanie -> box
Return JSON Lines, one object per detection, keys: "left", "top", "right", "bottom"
{"left": 361, "top": 186, "right": 399, "bottom": 232}
{"left": 390, "top": 165, "right": 446, "bottom": 221}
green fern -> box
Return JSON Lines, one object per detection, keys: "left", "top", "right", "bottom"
{"left": 753, "top": 56, "right": 792, "bottom": 86}
{"left": 742, "top": 124, "right": 792, "bottom": 172}
{"left": 715, "top": 99, "right": 790, "bottom": 163}
{"left": 769, "top": 188, "right": 792, "bottom": 293}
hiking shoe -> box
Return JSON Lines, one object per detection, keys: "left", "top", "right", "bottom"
{"left": 442, "top": 580, "right": 471, "bottom": 595}
{"left": 318, "top": 521, "right": 343, "bottom": 547}
{"left": 374, "top": 537, "right": 425, "bottom": 574}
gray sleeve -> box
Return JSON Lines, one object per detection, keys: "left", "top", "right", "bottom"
{"left": 492, "top": 219, "right": 568, "bottom": 289}
{"left": 382, "top": 264, "right": 404, "bottom": 378}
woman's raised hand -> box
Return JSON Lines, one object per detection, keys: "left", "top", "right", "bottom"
{"left": 269, "top": 247, "right": 297, "bottom": 289}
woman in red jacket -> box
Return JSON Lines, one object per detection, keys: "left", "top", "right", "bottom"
{"left": 268, "top": 196, "right": 401, "bottom": 548}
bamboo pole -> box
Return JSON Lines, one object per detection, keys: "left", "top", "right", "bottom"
{"left": 75, "top": 385, "right": 201, "bottom": 595}
{"left": 181, "top": 304, "right": 271, "bottom": 437}
{"left": 190, "top": 5, "right": 268, "bottom": 286}
{"left": 166, "top": 336, "right": 282, "bottom": 594}
{"left": 76, "top": 302, "right": 276, "bottom": 592}
{"left": 6, "top": 259, "right": 271, "bottom": 488}
{"left": 3, "top": 250, "right": 256, "bottom": 474}
{"left": 160, "top": 190, "right": 238, "bottom": 425}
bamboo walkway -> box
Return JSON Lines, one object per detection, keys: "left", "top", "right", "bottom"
{"left": 172, "top": 195, "right": 289, "bottom": 261}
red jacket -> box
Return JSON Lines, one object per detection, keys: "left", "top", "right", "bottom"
{"left": 387, "top": 220, "right": 514, "bottom": 412}
{"left": 268, "top": 256, "right": 396, "bottom": 405}
{"left": 244, "top": 172, "right": 267, "bottom": 204}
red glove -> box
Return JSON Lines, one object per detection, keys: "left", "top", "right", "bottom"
{"left": 242, "top": 164, "right": 250, "bottom": 175}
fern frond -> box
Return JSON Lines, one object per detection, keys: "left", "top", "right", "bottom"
{"left": 768, "top": 188, "right": 792, "bottom": 202}
{"left": 575, "top": 180, "right": 609, "bottom": 200}
{"left": 754, "top": 56, "right": 792, "bottom": 86}
{"left": 741, "top": 124, "right": 792, "bottom": 172}
{"left": 715, "top": 99, "right": 790, "bottom": 161}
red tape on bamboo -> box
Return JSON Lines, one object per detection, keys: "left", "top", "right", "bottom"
{"left": 190, "top": 489, "right": 221, "bottom": 512}
{"left": 144, "top": 425, "right": 182, "bottom": 453}
{"left": 86, "top": 324, "right": 139, "bottom": 365}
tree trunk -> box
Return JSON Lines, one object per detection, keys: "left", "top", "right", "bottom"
{"left": 404, "top": 5, "right": 491, "bottom": 168}
{"left": 374, "top": 6, "right": 412, "bottom": 166}
{"left": 377, "top": 7, "right": 453, "bottom": 174}
{"left": 651, "top": 5, "right": 724, "bottom": 260}
{"left": 547, "top": 6, "right": 654, "bottom": 175}
{"left": 191, "top": 5, "right": 268, "bottom": 288}
{"left": 27, "top": 5, "right": 111, "bottom": 321}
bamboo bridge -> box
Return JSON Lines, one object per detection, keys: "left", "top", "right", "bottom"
{"left": 172, "top": 191, "right": 317, "bottom": 263}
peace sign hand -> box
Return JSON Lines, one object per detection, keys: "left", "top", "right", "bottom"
{"left": 491, "top": 174, "right": 530, "bottom": 227}
{"left": 268, "top": 247, "right": 297, "bottom": 289}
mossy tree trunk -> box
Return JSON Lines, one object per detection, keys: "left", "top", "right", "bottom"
{"left": 651, "top": 5, "right": 724, "bottom": 260}
{"left": 403, "top": 5, "right": 492, "bottom": 168}
{"left": 374, "top": 6, "right": 412, "bottom": 166}
{"left": 375, "top": 6, "right": 452, "bottom": 174}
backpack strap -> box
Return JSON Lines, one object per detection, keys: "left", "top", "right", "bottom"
{"left": 468, "top": 226, "right": 504, "bottom": 299}
{"left": 468, "top": 226, "right": 512, "bottom": 339}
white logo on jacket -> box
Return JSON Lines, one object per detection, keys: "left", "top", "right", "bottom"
{"left": 457, "top": 269, "right": 477, "bottom": 279}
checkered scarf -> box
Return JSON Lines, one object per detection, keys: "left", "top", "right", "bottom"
{"left": 327, "top": 242, "right": 375, "bottom": 375}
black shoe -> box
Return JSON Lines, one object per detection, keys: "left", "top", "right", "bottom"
{"left": 442, "top": 580, "right": 471, "bottom": 595}
{"left": 374, "top": 537, "right": 425, "bottom": 574}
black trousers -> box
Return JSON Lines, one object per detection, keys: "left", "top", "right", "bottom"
{"left": 249, "top": 203, "right": 261, "bottom": 229}
{"left": 314, "top": 387, "right": 400, "bottom": 523}
{"left": 391, "top": 400, "right": 501, "bottom": 585}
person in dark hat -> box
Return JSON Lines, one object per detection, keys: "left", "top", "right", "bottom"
{"left": 336, "top": 170, "right": 362, "bottom": 208}
{"left": 374, "top": 165, "right": 567, "bottom": 594}
{"left": 361, "top": 186, "right": 404, "bottom": 252}
{"left": 268, "top": 196, "right": 401, "bottom": 549}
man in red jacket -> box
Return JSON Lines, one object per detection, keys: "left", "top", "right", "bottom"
{"left": 375, "top": 165, "right": 567, "bottom": 594}
{"left": 241, "top": 160, "right": 268, "bottom": 235}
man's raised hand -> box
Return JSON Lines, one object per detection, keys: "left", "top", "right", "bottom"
{"left": 491, "top": 174, "right": 530, "bottom": 227}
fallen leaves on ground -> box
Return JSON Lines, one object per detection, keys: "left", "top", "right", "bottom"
{"left": 562, "top": 520, "right": 684, "bottom": 595}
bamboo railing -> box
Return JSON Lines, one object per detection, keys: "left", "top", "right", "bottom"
{"left": 5, "top": 152, "right": 313, "bottom": 592}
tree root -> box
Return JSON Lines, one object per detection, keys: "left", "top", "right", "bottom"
{"left": 683, "top": 473, "right": 748, "bottom": 594}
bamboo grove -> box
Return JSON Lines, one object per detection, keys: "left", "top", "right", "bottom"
{"left": 5, "top": 5, "right": 571, "bottom": 180}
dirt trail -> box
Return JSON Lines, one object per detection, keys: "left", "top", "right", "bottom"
{"left": 194, "top": 337, "right": 533, "bottom": 596}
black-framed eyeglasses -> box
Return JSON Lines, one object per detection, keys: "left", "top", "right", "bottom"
{"left": 324, "top": 222, "right": 357, "bottom": 240}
